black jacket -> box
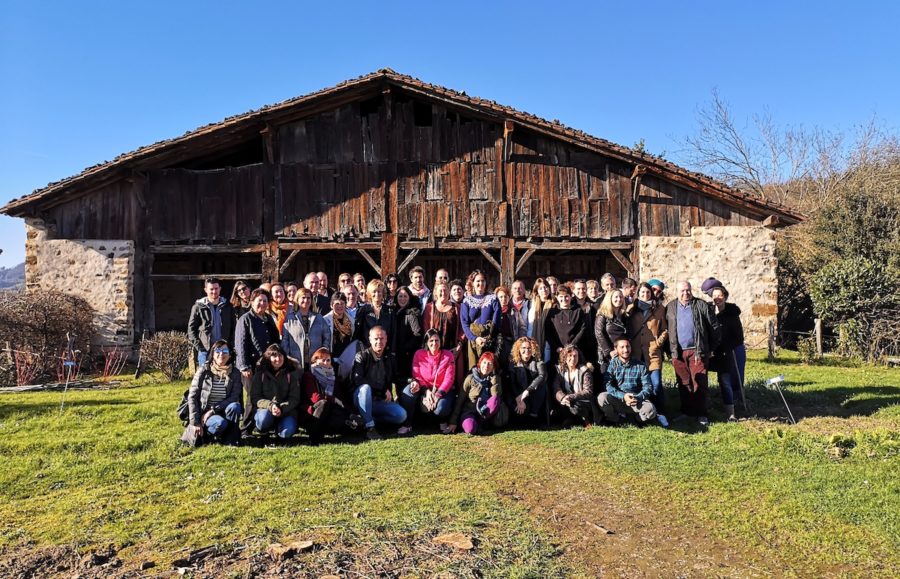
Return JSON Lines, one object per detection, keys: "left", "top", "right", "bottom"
{"left": 235, "top": 310, "right": 281, "bottom": 372}
{"left": 710, "top": 303, "right": 744, "bottom": 372}
{"left": 351, "top": 347, "right": 397, "bottom": 400}
{"left": 510, "top": 358, "right": 548, "bottom": 397}
{"left": 545, "top": 306, "right": 586, "bottom": 359}
{"left": 187, "top": 363, "right": 243, "bottom": 427}
{"left": 353, "top": 303, "right": 397, "bottom": 348}
{"left": 595, "top": 313, "right": 628, "bottom": 364}
{"left": 187, "top": 298, "right": 234, "bottom": 353}
{"left": 665, "top": 298, "right": 722, "bottom": 360}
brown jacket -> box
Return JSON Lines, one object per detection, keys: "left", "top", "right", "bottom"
{"left": 627, "top": 302, "right": 668, "bottom": 371}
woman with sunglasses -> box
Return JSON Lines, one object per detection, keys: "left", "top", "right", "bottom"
{"left": 182, "top": 339, "right": 243, "bottom": 446}
{"left": 230, "top": 281, "right": 252, "bottom": 322}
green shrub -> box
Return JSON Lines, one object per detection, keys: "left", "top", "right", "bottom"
{"left": 796, "top": 335, "right": 818, "bottom": 364}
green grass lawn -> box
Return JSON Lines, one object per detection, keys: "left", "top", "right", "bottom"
{"left": 0, "top": 350, "right": 897, "bottom": 577}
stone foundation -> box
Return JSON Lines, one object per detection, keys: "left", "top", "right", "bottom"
{"left": 24, "top": 219, "right": 134, "bottom": 347}
{"left": 640, "top": 226, "right": 776, "bottom": 347}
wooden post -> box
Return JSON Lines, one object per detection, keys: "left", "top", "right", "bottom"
{"left": 814, "top": 318, "right": 823, "bottom": 357}
{"left": 261, "top": 240, "right": 280, "bottom": 283}
{"left": 500, "top": 237, "right": 515, "bottom": 287}
{"left": 767, "top": 320, "right": 776, "bottom": 361}
{"left": 381, "top": 233, "right": 398, "bottom": 276}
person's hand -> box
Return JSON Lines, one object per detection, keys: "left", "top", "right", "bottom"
{"left": 191, "top": 425, "right": 203, "bottom": 438}
{"left": 384, "top": 390, "right": 393, "bottom": 403}
{"left": 241, "top": 369, "right": 252, "bottom": 379}
{"left": 624, "top": 393, "right": 637, "bottom": 407}
{"left": 561, "top": 396, "right": 572, "bottom": 407}
{"left": 611, "top": 351, "right": 619, "bottom": 359}
{"left": 202, "top": 409, "right": 215, "bottom": 425}
{"left": 445, "top": 423, "right": 457, "bottom": 434}
{"left": 515, "top": 396, "right": 527, "bottom": 415}
{"left": 409, "top": 381, "right": 421, "bottom": 394}
{"left": 423, "top": 390, "right": 437, "bottom": 411}
{"left": 271, "top": 404, "right": 282, "bottom": 417}
{"left": 475, "top": 337, "right": 486, "bottom": 347}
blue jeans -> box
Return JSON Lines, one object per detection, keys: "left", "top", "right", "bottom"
{"left": 205, "top": 402, "right": 243, "bottom": 441}
{"left": 197, "top": 350, "right": 209, "bottom": 367}
{"left": 649, "top": 369, "right": 664, "bottom": 411}
{"left": 399, "top": 385, "right": 456, "bottom": 426}
{"left": 718, "top": 345, "right": 747, "bottom": 405}
{"left": 354, "top": 384, "right": 407, "bottom": 429}
{"left": 254, "top": 409, "right": 298, "bottom": 438}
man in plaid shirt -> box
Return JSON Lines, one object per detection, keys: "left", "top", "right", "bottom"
{"left": 598, "top": 338, "right": 667, "bottom": 426}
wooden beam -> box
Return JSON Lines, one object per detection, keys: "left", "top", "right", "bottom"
{"left": 762, "top": 214, "right": 782, "bottom": 228}
{"left": 478, "top": 248, "right": 502, "bottom": 273}
{"left": 150, "top": 244, "right": 266, "bottom": 254}
{"left": 279, "top": 241, "right": 381, "bottom": 250}
{"left": 610, "top": 249, "right": 634, "bottom": 276}
{"left": 399, "top": 241, "right": 434, "bottom": 250}
{"left": 439, "top": 241, "right": 501, "bottom": 250}
{"left": 261, "top": 239, "right": 280, "bottom": 283}
{"left": 516, "top": 241, "right": 633, "bottom": 250}
{"left": 279, "top": 249, "right": 300, "bottom": 275}
{"left": 357, "top": 248, "right": 382, "bottom": 277}
{"left": 151, "top": 273, "right": 262, "bottom": 281}
{"left": 631, "top": 238, "right": 641, "bottom": 280}
{"left": 515, "top": 248, "right": 537, "bottom": 275}
{"left": 396, "top": 249, "right": 420, "bottom": 275}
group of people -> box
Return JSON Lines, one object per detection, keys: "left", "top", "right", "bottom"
{"left": 183, "top": 266, "right": 745, "bottom": 445}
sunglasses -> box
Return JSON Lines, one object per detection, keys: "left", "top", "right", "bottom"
{"left": 214, "top": 348, "right": 230, "bottom": 354}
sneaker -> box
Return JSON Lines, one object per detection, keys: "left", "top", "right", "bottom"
{"left": 698, "top": 416, "right": 710, "bottom": 427}
{"left": 439, "top": 422, "right": 449, "bottom": 433}
{"left": 366, "top": 428, "right": 383, "bottom": 441}
{"left": 657, "top": 414, "right": 669, "bottom": 428}
{"left": 727, "top": 414, "right": 738, "bottom": 423}
{"left": 397, "top": 426, "right": 413, "bottom": 435}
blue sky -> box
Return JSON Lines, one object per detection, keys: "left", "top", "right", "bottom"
{"left": 1, "top": 1, "right": 898, "bottom": 268}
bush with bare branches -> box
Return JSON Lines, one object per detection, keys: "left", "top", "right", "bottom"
{"left": 0, "top": 290, "right": 96, "bottom": 385}
{"left": 140, "top": 331, "right": 191, "bottom": 381}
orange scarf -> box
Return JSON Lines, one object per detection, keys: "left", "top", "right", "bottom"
{"left": 271, "top": 300, "right": 289, "bottom": 335}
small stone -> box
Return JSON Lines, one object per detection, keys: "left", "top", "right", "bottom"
{"left": 140, "top": 561, "right": 156, "bottom": 570}
{"left": 433, "top": 532, "right": 474, "bottom": 550}
{"left": 267, "top": 539, "right": 314, "bottom": 560}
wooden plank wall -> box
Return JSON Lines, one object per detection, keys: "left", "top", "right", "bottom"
{"left": 637, "top": 175, "right": 761, "bottom": 235}
{"left": 46, "top": 181, "right": 138, "bottom": 239}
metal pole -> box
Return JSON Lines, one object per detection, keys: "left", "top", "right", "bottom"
{"left": 732, "top": 350, "right": 749, "bottom": 414}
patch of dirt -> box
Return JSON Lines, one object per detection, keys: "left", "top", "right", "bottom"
{"left": 472, "top": 437, "right": 795, "bottom": 578}
{"left": 0, "top": 544, "right": 129, "bottom": 578}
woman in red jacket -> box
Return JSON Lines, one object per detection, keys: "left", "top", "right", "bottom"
{"left": 299, "top": 347, "right": 363, "bottom": 442}
{"left": 398, "top": 329, "right": 457, "bottom": 434}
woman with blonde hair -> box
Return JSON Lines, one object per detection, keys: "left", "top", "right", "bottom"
{"left": 594, "top": 288, "right": 628, "bottom": 374}
{"left": 230, "top": 280, "right": 252, "bottom": 322}
{"left": 527, "top": 278, "right": 554, "bottom": 363}
{"left": 353, "top": 279, "right": 396, "bottom": 348}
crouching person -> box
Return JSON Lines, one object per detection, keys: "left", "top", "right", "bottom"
{"left": 182, "top": 339, "right": 243, "bottom": 447}
{"left": 399, "top": 329, "right": 457, "bottom": 434}
{"left": 447, "top": 352, "right": 508, "bottom": 435}
{"left": 551, "top": 345, "right": 599, "bottom": 427}
{"left": 300, "top": 347, "right": 363, "bottom": 442}
{"left": 250, "top": 345, "right": 301, "bottom": 440}
{"left": 351, "top": 326, "right": 407, "bottom": 440}
{"left": 598, "top": 339, "right": 666, "bottom": 426}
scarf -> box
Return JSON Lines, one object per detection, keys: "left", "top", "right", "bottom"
{"left": 332, "top": 312, "right": 352, "bottom": 339}
{"left": 271, "top": 300, "right": 289, "bottom": 335}
{"left": 312, "top": 365, "right": 336, "bottom": 397}
{"left": 210, "top": 360, "right": 232, "bottom": 379}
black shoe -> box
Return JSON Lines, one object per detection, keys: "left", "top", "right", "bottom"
{"left": 366, "top": 428, "right": 383, "bottom": 441}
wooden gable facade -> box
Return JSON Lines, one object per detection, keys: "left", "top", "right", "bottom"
{"left": 2, "top": 70, "right": 802, "bottom": 334}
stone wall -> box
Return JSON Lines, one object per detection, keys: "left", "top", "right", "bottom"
{"left": 24, "top": 219, "right": 134, "bottom": 347}
{"left": 640, "top": 226, "right": 777, "bottom": 347}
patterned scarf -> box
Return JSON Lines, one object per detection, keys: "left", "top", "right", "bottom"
{"left": 209, "top": 360, "right": 232, "bottom": 379}
{"left": 332, "top": 312, "right": 352, "bottom": 339}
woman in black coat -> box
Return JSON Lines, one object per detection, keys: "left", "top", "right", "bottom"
{"left": 393, "top": 287, "right": 423, "bottom": 388}
{"left": 545, "top": 285, "right": 586, "bottom": 366}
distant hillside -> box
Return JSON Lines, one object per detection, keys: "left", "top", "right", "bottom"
{"left": 0, "top": 262, "right": 24, "bottom": 290}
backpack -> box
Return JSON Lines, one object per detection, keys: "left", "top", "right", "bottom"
{"left": 176, "top": 389, "right": 190, "bottom": 425}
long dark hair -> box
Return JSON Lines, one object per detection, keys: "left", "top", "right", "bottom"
{"left": 257, "top": 344, "right": 296, "bottom": 374}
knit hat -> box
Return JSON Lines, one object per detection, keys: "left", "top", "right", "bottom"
{"left": 647, "top": 278, "right": 666, "bottom": 290}
{"left": 701, "top": 277, "right": 725, "bottom": 296}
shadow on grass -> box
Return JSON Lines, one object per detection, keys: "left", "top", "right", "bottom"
{"left": 733, "top": 382, "right": 900, "bottom": 421}
{"left": 0, "top": 398, "right": 133, "bottom": 421}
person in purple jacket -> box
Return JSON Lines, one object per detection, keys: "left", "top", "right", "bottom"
{"left": 460, "top": 270, "right": 502, "bottom": 371}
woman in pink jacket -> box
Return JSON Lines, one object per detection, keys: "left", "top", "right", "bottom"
{"left": 398, "top": 329, "right": 457, "bottom": 434}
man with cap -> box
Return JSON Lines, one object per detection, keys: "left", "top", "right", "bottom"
{"left": 665, "top": 280, "right": 721, "bottom": 427}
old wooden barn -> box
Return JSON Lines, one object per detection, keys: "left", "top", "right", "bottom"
{"left": 1, "top": 69, "right": 802, "bottom": 347}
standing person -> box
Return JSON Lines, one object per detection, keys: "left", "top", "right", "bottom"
{"left": 572, "top": 279, "right": 588, "bottom": 307}
{"left": 337, "top": 273, "right": 353, "bottom": 291}
{"left": 393, "top": 287, "right": 423, "bottom": 387}
{"left": 188, "top": 277, "right": 234, "bottom": 367}
{"left": 353, "top": 279, "right": 396, "bottom": 349}
{"left": 621, "top": 278, "right": 638, "bottom": 304}
{"left": 282, "top": 288, "right": 329, "bottom": 369}
{"left": 182, "top": 339, "right": 243, "bottom": 447}
{"left": 341, "top": 284, "right": 360, "bottom": 325}
{"left": 384, "top": 273, "right": 400, "bottom": 307}
{"left": 550, "top": 345, "right": 598, "bottom": 427}
{"left": 601, "top": 273, "right": 617, "bottom": 292}
{"left": 449, "top": 279, "right": 466, "bottom": 305}
{"left": 510, "top": 280, "right": 531, "bottom": 337}
{"left": 434, "top": 268, "right": 450, "bottom": 288}
{"left": 351, "top": 326, "right": 407, "bottom": 440}
{"left": 702, "top": 279, "right": 745, "bottom": 422}
{"left": 422, "top": 282, "right": 462, "bottom": 351}
{"left": 586, "top": 280, "right": 602, "bottom": 304}
{"left": 446, "top": 352, "right": 507, "bottom": 435}
{"left": 666, "top": 281, "right": 721, "bottom": 427}
{"left": 316, "top": 272, "right": 332, "bottom": 299}
{"left": 399, "top": 329, "right": 457, "bottom": 434}
{"left": 269, "top": 282, "right": 290, "bottom": 338}
{"left": 304, "top": 272, "right": 331, "bottom": 315}
{"left": 628, "top": 283, "right": 668, "bottom": 412}
{"left": 599, "top": 339, "right": 664, "bottom": 426}
{"left": 595, "top": 289, "right": 629, "bottom": 374}
{"left": 285, "top": 281, "right": 300, "bottom": 304}
{"left": 324, "top": 292, "right": 355, "bottom": 362}
{"left": 407, "top": 265, "right": 431, "bottom": 308}
{"left": 300, "top": 348, "right": 362, "bottom": 442}
{"left": 235, "top": 289, "right": 281, "bottom": 434}
{"left": 460, "top": 270, "right": 501, "bottom": 371}
{"left": 528, "top": 278, "right": 554, "bottom": 363}
{"left": 508, "top": 337, "right": 548, "bottom": 425}
{"left": 495, "top": 285, "right": 517, "bottom": 374}
{"left": 250, "top": 344, "right": 301, "bottom": 440}
{"left": 230, "top": 281, "right": 252, "bottom": 323}
{"left": 574, "top": 278, "right": 598, "bottom": 364}
{"left": 545, "top": 285, "right": 587, "bottom": 365}
{"left": 546, "top": 276, "right": 560, "bottom": 297}
{"left": 353, "top": 273, "right": 368, "bottom": 304}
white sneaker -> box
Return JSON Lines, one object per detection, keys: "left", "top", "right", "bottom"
{"left": 657, "top": 414, "right": 669, "bottom": 428}
{"left": 698, "top": 416, "right": 710, "bottom": 427}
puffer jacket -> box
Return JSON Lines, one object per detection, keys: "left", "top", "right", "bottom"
{"left": 411, "top": 348, "right": 456, "bottom": 397}
{"left": 187, "top": 363, "right": 242, "bottom": 427}
{"left": 551, "top": 363, "right": 594, "bottom": 403}
{"left": 450, "top": 368, "right": 502, "bottom": 424}
{"left": 250, "top": 357, "right": 302, "bottom": 417}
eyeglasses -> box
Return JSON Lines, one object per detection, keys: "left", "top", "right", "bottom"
{"left": 214, "top": 348, "right": 230, "bottom": 354}
{"left": 238, "top": 287, "right": 250, "bottom": 293}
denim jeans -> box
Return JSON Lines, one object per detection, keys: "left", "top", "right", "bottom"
{"left": 205, "top": 402, "right": 242, "bottom": 441}
{"left": 399, "top": 385, "right": 455, "bottom": 426}
{"left": 648, "top": 369, "right": 664, "bottom": 411}
{"left": 254, "top": 409, "right": 299, "bottom": 439}
{"left": 196, "top": 350, "right": 209, "bottom": 367}
{"left": 354, "top": 384, "right": 407, "bottom": 429}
